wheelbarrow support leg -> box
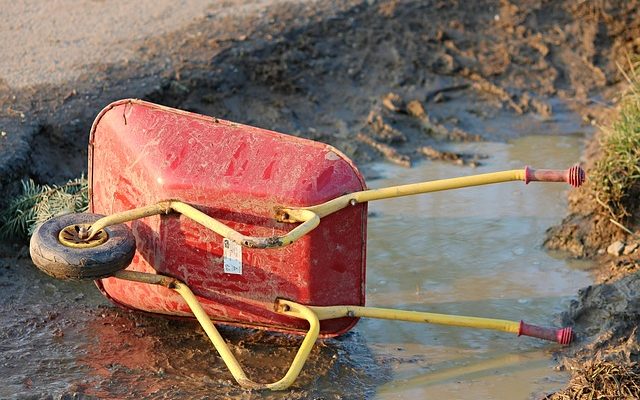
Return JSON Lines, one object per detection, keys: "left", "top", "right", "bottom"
{"left": 113, "top": 271, "right": 321, "bottom": 391}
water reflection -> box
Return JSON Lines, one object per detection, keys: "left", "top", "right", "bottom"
{"left": 363, "top": 135, "right": 592, "bottom": 399}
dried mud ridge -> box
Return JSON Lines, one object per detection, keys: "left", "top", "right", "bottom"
{"left": 1, "top": 0, "right": 640, "bottom": 398}
{"left": 2, "top": 0, "right": 640, "bottom": 192}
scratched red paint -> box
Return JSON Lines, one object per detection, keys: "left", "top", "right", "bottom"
{"left": 89, "top": 99, "right": 367, "bottom": 337}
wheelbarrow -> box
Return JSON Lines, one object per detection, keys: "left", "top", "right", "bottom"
{"left": 29, "top": 99, "right": 585, "bottom": 390}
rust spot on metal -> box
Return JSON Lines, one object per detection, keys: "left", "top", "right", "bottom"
{"left": 122, "top": 102, "right": 130, "bottom": 125}
{"left": 274, "top": 300, "right": 291, "bottom": 314}
{"left": 325, "top": 151, "right": 340, "bottom": 161}
{"left": 165, "top": 279, "right": 178, "bottom": 289}
{"left": 241, "top": 236, "right": 285, "bottom": 249}
{"left": 264, "top": 236, "right": 284, "bottom": 248}
{"left": 159, "top": 200, "right": 174, "bottom": 214}
{"left": 274, "top": 207, "right": 299, "bottom": 223}
{"left": 274, "top": 208, "right": 291, "bottom": 222}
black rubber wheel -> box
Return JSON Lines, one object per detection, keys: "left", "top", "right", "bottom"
{"left": 29, "top": 213, "right": 136, "bottom": 281}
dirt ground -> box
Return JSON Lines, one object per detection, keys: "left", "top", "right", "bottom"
{"left": 543, "top": 81, "right": 640, "bottom": 398}
{"left": 2, "top": 0, "right": 640, "bottom": 398}
{"left": 3, "top": 0, "right": 639, "bottom": 189}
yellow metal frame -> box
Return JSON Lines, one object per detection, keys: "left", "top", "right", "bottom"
{"left": 74, "top": 167, "right": 570, "bottom": 390}
{"left": 308, "top": 304, "right": 520, "bottom": 334}
{"left": 113, "top": 270, "right": 320, "bottom": 390}
{"left": 281, "top": 169, "right": 527, "bottom": 219}
{"left": 85, "top": 200, "right": 320, "bottom": 249}
{"left": 113, "top": 270, "right": 528, "bottom": 390}
{"left": 83, "top": 169, "right": 529, "bottom": 248}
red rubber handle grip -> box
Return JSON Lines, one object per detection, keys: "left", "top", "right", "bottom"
{"left": 518, "top": 321, "right": 573, "bottom": 345}
{"left": 524, "top": 164, "right": 585, "bottom": 188}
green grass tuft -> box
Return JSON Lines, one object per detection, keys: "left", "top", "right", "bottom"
{"left": 591, "top": 57, "right": 640, "bottom": 223}
{"left": 0, "top": 177, "right": 88, "bottom": 240}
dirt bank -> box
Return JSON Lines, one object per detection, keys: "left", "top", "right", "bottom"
{"left": 545, "top": 199, "right": 640, "bottom": 398}
{"left": 2, "top": 0, "right": 640, "bottom": 398}
{"left": 543, "top": 61, "right": 640, "bottom": 397}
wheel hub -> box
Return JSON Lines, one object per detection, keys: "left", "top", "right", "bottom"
{"left": 58, "top": 224, "right": 109, "bottom": 248}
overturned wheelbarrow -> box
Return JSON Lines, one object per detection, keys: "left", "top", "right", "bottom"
{"left": 30, "top": 99, "right": 585, "bottom": 390}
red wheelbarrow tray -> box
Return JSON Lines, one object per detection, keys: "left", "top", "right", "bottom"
{"left": 90, "top": 99, "right": 367, "bottom": 337}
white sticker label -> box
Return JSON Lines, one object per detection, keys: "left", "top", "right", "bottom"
{"left": 223, "top": 238, "right": 242, "bottom": 275}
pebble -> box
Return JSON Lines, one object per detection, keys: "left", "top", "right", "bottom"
{"left": 607, "top": 240, "right": 625, "bottom": 256}
{"left": 623, "top": 242, "right": 639, "bottom": 255}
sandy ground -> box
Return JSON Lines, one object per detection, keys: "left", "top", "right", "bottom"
{"left": 0, "top": 0, "right": 303, "bottom": 89}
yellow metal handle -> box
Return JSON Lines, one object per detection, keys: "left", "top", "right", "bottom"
{"left": 85, "top": 169, "right": 529, "bottom": 243}
{"left": 307, "top": 303, "right": 572, "bottom": 344}
{"left": 282, "top": 169, "right": 528, "bottom": 218}
{"left": 309, "top": 304, "right": 520, "bottom": 334}
{"left": 85, "top": 166, "right": 581, "bottom": 248}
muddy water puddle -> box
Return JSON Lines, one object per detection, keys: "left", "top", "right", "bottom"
{"left": 0, "top": 135, "right": 592, "bottom": 399}
{"left": 364, "top": 134, "right": 593, "bottom": 399}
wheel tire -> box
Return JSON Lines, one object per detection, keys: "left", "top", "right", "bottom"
{"left": 30, "top": 213, "right": 136, "bottom": 281}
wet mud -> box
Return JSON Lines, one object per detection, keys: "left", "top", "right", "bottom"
{"left": 0, "top": 242, "right": 388, "bottom": 399}
{"left": 2, "top": 0, "right": 640, "bottom": 398}
{"left": 2, "top": 134, "right": 593, "bottom": 399}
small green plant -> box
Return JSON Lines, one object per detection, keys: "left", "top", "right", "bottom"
{"left": 591, "top": 57, "right": 640, "bottom": 223}
{"left": 0, "top": 177, "right": 88, "bottom": 240}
